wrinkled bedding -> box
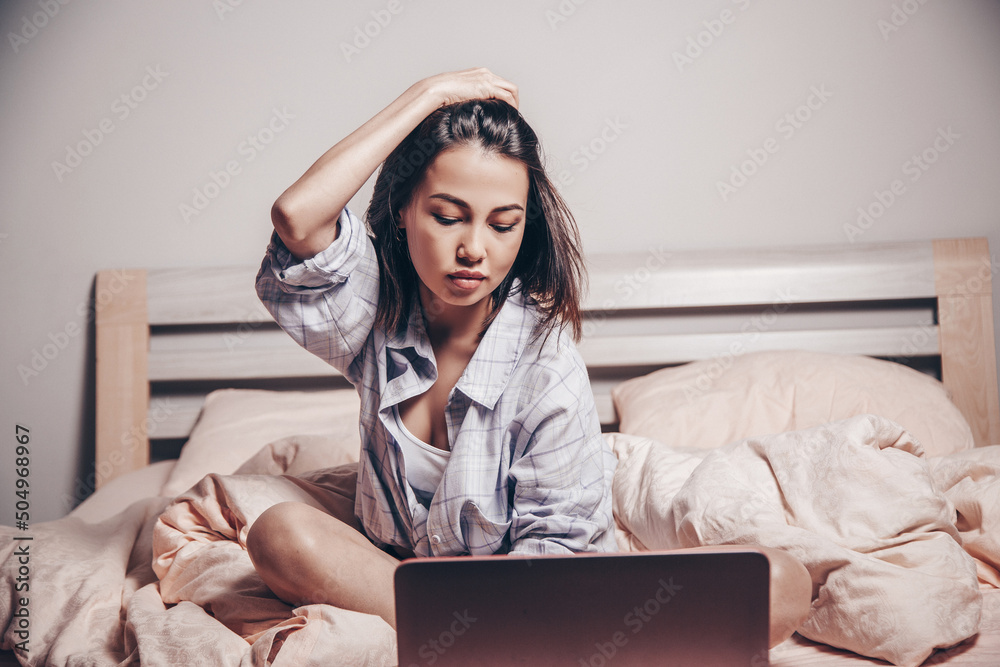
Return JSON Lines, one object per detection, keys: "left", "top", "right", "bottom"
{"left": 4, "top": 415, "right": 1000, "bottom": 666}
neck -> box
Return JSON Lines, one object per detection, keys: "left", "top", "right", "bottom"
{"left": 418, "top": 283, "right": 492, "bottom": 350}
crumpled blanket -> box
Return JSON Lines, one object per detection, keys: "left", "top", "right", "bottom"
{"left": 5, "top": 414, "right": 1000, "bottom": 666}
{"left": 611, "top": 414, "right": 995, "bottom": 667}
{"left": 151, "top": 465, "right": 396, "bottom": 666}
{"left": 0, "top": 465, "right": 396, "bottom": 666}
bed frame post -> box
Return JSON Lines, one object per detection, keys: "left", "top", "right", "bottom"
{"left": 933, "top": 238, "right": 1000, "bottom": 448}
{"left": 94, "top": 269, "right": 149, "bottom": 488}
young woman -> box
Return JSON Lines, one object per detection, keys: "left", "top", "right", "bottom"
{"left": 247, "top": 68, "right": 618, "bottom": 628}
{"left": 247, "top": 68, "right": 811, "bottom": 646}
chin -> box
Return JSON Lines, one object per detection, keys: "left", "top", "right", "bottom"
{"left": 437, "top": 283, "right": 494, "bottom": 307}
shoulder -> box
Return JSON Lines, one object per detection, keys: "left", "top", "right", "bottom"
{"left": 513, "top": 301, "right": 592, "bottom": 411}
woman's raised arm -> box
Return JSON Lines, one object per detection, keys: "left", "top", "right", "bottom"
{"left": 271, "top": 67, "right": 519, "bottom": 260}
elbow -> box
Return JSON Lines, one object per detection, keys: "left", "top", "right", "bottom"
{"left": 270, "top": 196, "right": 337, "bottom": 260}
{"left": 270, "top": 195, "right": 301, "bottom": 240}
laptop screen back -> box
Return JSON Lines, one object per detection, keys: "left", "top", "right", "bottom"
{"left": 395, "top": 549, "right": 770, "bottom": 666}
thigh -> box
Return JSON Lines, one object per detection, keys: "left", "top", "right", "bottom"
{"left": 250, "top": 500, "right": 395, "bottom": 564}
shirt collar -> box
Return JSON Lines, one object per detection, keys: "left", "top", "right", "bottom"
{"left": 384, "top": 284, "right": 539, "bottom": 410}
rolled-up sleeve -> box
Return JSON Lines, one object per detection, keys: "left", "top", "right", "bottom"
{"left": 254, "top": 207, "right": 379, "bottom": 384}
{"left": 506, "top": 356, "right": 618, "bottom": 556}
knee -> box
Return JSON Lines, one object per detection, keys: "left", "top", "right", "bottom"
{"left": 759, "top": 546, "right": 813, "bottom": 647}
{"left": 246, "top": 501, "right": 318, "bottom": 573}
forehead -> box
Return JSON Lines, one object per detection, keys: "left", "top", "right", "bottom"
{"left": 416, "top": 145, "right": 529, "bottom": 207}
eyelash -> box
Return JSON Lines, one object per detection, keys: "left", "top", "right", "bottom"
{"left": 432, "top": 214, "right": 518, "bottom": 234}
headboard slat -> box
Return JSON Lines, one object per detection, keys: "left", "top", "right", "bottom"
{"left": 585, "top": 240, "right": 936, "bottom": 310}
{"left": 578, "top": 326, "right": 939, "bottom": 368}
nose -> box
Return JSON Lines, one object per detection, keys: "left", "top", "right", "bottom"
{"left": 457, "top": 224, "right": 486, "bottom": 263}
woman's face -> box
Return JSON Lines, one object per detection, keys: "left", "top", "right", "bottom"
{"left": 399, "top": 144, "right": 529, "bottom": 318}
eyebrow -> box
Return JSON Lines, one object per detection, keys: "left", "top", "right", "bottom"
{"left": 428, "top": 193, "right": 524, "bottom": 214}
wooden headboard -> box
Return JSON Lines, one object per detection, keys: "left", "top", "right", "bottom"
{"left": 93, "top": 237, "right": 999, "bottom": 488}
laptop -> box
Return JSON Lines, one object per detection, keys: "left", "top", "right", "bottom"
{"left": 395, "top": 549, "right": 770, "bottom": 667}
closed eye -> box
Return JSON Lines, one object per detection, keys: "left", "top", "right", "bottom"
{"left": 432, "top": 214, "right": 461, "bottom": 226}
{"left": 492, "top": 223, "right": 519, "bottom": 233}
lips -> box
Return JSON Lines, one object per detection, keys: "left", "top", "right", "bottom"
{"left": 448, "top": 271, "right": 486, "bottom": 292}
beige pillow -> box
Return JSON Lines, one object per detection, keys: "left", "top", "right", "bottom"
{"left": 611, "top": 350, "right": 974, "bottom": 457}
{"left": 70, "top": 459, "right": 176, "bottom": 523}
{"left": 161, "top": 388, "right": 362, "bottom": 496}
{"left": 234, "top": 434, "right": 357, "bottom": 477}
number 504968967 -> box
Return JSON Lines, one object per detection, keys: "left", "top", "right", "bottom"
{"left": 15, "top": 425, "right": 29, "bottom": 526}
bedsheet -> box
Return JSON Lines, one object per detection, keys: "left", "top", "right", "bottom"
{"left": 3, "top": 415, "right": 1000, "bottom": 666}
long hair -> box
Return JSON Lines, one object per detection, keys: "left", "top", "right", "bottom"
{"left": 365, "top": 99, "right": 585, "bottom": 341}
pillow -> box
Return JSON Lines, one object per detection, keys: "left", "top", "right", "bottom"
{"left": 161, "top": 388, "right": 362, "bottom": 496}
{"left": 234, "top": 434, "right": 357, "bottom": 477}
{"left": 611, "top": 350, "right": 975, "bottom": 457}
{"left": 70, "top": 459, "right": 176, "bottom": 523}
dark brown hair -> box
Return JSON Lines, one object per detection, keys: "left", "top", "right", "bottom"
{"left": 365, "top": 99, "right": 585, "bottom": 340}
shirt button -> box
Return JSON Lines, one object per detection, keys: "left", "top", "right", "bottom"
{"left": 430, "top": 534, "right": 442, "bottom": 545}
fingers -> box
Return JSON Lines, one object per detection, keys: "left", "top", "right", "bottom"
{"left": 427, "top": 67, "right": 519, "bottom": 109}
{"left": 472, "top": 66, "right": 518, "bottom": 108}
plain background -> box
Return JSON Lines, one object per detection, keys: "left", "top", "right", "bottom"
{"left": 2, "top": 0, "right": 998, "bottom": 523}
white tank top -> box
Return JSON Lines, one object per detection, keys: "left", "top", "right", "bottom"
{"left": 392, "top": 405, "right": 450, "bottom": 506}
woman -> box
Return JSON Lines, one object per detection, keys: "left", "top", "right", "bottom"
{"left": 248, "top": 68, "right": 617, "bottom": 628}
{"left": 247, "top": 67, "right": 811, "bottom": 647}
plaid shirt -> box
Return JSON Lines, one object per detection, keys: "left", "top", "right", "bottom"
{"left": 255, "top": 207, "right": 617, "bottom": 557}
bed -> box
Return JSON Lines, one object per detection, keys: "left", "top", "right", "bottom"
{"left": 2, "top": 236, "right": 999, "bottom": 666}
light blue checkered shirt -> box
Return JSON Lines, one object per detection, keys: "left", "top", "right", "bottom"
{"left": 255, "top": 207, "right": 617, "bottom": 557}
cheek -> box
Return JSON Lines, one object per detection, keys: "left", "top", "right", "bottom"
{"left": 499, "top": 232, "right": 525, "bottom": 265}
{"left": 406, "top": 228, "right": 450, "bottom": 274}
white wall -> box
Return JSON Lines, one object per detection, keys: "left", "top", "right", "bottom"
{"left": 2, "top": 0, "right": 998, "bottom": 522}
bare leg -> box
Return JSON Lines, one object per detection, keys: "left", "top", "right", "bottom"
{"left": 673, "top": 545, "right": 812, "bottom": 647}
{"left": 246, "top": 501, "right": 399, "bottom": 628}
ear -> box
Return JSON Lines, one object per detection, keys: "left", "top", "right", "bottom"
{"left": 395, "top": 201, "right": 410, "bottom": 230}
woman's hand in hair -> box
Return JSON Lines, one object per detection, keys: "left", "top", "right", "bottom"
{"left": 418, "top": 67, "right": 519, "bottom": 110}
{"left": 270, "top": 68, "right": 517, "bottom": 261}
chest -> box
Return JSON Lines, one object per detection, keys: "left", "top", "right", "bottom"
{"left": 397, "top": 347, "right": 472, "bottom": 451}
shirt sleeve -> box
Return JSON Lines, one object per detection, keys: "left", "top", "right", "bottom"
{"left": 254, "top": 207, "right": 379, "bottom": 385}
{"left": 506, "top": 346, "right": 619, "bottom": 556}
